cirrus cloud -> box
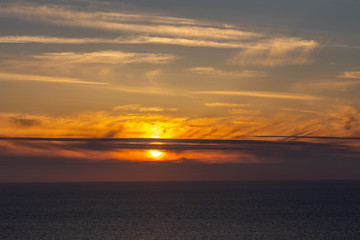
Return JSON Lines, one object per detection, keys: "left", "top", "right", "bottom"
{"left": 193, "top": 90, "right": 323, "bottom": 101}
{"left": 188, "top": 67, "right": 265, "bottom": 78}
{"left": 0, "top": 72, "right": 106, "bottom": 85}
{"left": 337, "top": 71, "right": 360, "bottom": 79}
{"left": 230, "top": 38, "right": 319, "bottom": 67}
{"left": 33, "top": 51, "right": 177, "bottom": 65}
{"left": 0, "top": 2, "right": 260, "bottom": 41}
{"left": 113, "top": 104, "right": 177, "bottom": 113}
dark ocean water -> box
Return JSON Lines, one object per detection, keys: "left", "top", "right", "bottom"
{"left": 1, "top": 181, "right": 360, "bottom": 239}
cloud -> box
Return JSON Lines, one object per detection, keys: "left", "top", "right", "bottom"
{"left": 0, "top": 137, "right": 359, "bottom": 182}
{"left": 0, "top": 2, "right": 260, "bottom": 41}
{"left": 230, "top": 38, "right": 319, "bottom": 66}
{"left": 129, "top": 36, "right": 251, "bottom": 48}
{"left": 204, "top": 103, "right": 253, "bottom": 115}
{"left": 0, "top": 50, "right": 177, "bottom": 90}
{"left": 193, "top": 90, "right": 323, "bottom": 100}
{"left": 33, "top": 51, "right": 177, "bottom": 65}
{"left": 0, "top": 72, "right": 107, "bottom": 85}
{"left": 0, "top": 3, "right": 322, "bottom": 56}
{"left": 1, "top": 152, "right": 360, "bottom": 182}
{"left": 227, "top": 109, "right": 254, "bottom": 114}
{"left": 0, "top": 104, "right": 360, "bottom": 150}
{"left": 0, "top": 112, "right": 188, "bottom": 139}
{"left": 337, "top": 71, "right": 360, "bottom": 79}
{"left": 294, "top": 79, "right": 360, "bottom": 91}
{"left": 327, "top": 44, "right": 360, "bottom": 49}
{"left": 188, "top": 67, "right": 265, "bottom": 78}
{"left": 113, "top": 104, "right": 177, "bottom": 113}
{"left": 10, "top": 116, "right": 42, "bottom": 127}
{"left": 0, "top": 35, "right": 261, "bottom": 49}
{"left": 280, "top": 108, "right": 319, "bottom": 115}
{"left": 326, "top": 105, "right": 359, "bottom": 132}
{"left": 1, "top": 136, "right": 359, "bottom": 151}
{"left": 0, "top": 35, "right": 113, "bottom": 44}
{"left": 204, "top": 103, "right": 249, "bottom": 108}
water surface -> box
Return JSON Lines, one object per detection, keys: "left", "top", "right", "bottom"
{"left": 1, "top": 181, "right": 359, "bottom": 239}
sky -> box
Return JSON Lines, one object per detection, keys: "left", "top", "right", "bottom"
{"left": 0, "top": 0, "right": 360, "bottom": 182}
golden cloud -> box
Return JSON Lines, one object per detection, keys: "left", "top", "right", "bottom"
{"left": 0, "top": 3, "right": 260, "bottom": 41}
{"left": 188, "top": 67, "right": 265, "bottom": 78}
{"left": 0, "top": 104, "right": 359, "bottom": 145}
{"left": 33, "top": 51, "right": 177, "bottom": 65}
{"left": 0, "top": 72, "right": 106, "bottom": 85}
{"left": 0, "top": 35, "right": 265, "bottom": 49}
{"left": 230, "top": 38, "right": 319, "bottom": 66}
{"left": 204, "top": 103, "right": 249, "bottom": 108}
{"left": 193, "top": 90, "right": 323, "bottom": 100}
{"left": 337, "top": 71, "right": 360, "bottom": 79}
{"left": 294, "top": 79, "right": 360, "bottom": 91}
{"left": 113, "top": 104, "right": 177, "bottom": 113}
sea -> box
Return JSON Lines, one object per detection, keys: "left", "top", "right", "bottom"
{"left": 1, "top": 181, "right": 359, "bottom": 239}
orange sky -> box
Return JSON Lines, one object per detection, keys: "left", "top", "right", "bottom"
{"left": 0, "top": 0, "right": 360, "bottom": 181}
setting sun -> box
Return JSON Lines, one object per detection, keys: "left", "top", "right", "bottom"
{"left": 149, "top": 150, "right": 163, "bottom": 158}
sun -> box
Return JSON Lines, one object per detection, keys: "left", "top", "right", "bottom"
{"left": 149, "top": 150, "right": 163, "bottom": 158}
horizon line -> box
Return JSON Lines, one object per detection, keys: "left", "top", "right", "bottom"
{"left": 1, "top": 136, "right": 359, "bottom": 142}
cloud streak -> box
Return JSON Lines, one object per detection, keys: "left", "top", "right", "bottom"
{"left": 3, "top": 105, "right": 359, "bottom": 141}
{"left": 113, "top": 104, "right": 177, "bottom": 113}
{"left": 205, "top": 103, "right": 249, "bottom": 108}
{"left": 33, "top": 51, "right": 177, "bottom": 65}
{"left": 193, "top": 90, "right": 323, "bottom": 100}
{"left": 0, "top": 35, "right": 113, "bottom": 44}
{"left": 188, "top": 67, "right": 265, "bottom": 78}
{"left": 0, "top": 2, "right": 260, "bottom": 41}
{"left": 0, "top": 72, "right": 107, "bottom": 85}
{"left": 337, "top": 71, "right": 360, "bottom": 79}
{"left": 0, "top": 2, "right": 320, "bottom": 58}
{"left": 230, "top": 38, "right": 319, "bottom": 66}
{"left": 0, "top": 137, "right": 359, "bottom": 179}
{"left": 295, "top": 79, "right": 360, "bottom": 91}
{"left": 0, "top": 35, "right": 250, "bottom": 48}
{"left": 1, "top": 136, "right": 359, "bottom": 149}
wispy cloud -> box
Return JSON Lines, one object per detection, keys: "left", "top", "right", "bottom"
{"left": 337, "top": 71, "right": 360, "bottom": 79}
{"left": 227, "top": 109, "right": 254, "bottom": 114}
{"left": 204, "top": 102, "right": 253, "bottom": 115}
{"left": 33, "top": 51, "right": 177, "bottom": 65}
{"left": 0, "top": 35, "right": 250, "bottom": 48}
{"left": 188, "top": 67, "right": 265, "bottom": 78}
{"left": 295, "top": 79, "right": 360, "bottom": 91}
{"left": 327, "top": 44, "right": 360, "bottom": 49}
{"left": 0, "top": 35, "right": 249, "bottom": 48}
{"left": 230, "top": 38, "right": 319, "bottom": 66}
{"left": 0, "top": 3, "right": 321, "bottom": 57}
{"left": 0, "top": 50, "right": 177, "bottom": 90}
{"left": 0, "top": 72, "right": 106, "bottom": 85}
{"left": 113, "top": 104, "right": 177, "bottom": 113}
{"left": 1, "top": 136, "right": 359, "bottom": 151}
{"left": 0, "top": 2, "right": 260, "bottom": 41}
{"left": 0, "top": 2, "right": 226, "bottom": 28}
{"left": 280, "top": 108, "right": 320, "bottom": 114}
{"left": 0, "top": 104, "right": 359, "bottom": 144}
{"left": 205, "top": 103, "right": 249, "bottom": 108}
{"left": 0, "top": 35, "right": 112, "bottom": 44}
{"left": 130, "top": 36, "right": 251, "bottom": 48}
{"left": 0, "top": 137, "right": 359, "bottom": 171}
{"left": 193, "top": 90, "right": 323, "bottom": 100}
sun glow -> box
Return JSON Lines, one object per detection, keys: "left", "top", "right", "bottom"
{"left": 149, "top": 150, "right": 163, "bottom": 158}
